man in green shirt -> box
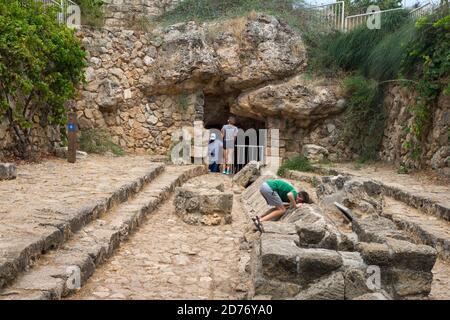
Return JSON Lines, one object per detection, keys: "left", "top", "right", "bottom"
{"left": 256, "top": 179, "right": 311, "bottom": 223}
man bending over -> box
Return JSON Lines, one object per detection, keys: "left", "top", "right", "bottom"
{"left": 252, "top": 179, "right": 310, "bottom": 230}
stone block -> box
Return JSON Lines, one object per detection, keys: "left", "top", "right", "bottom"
{"left": 383, "top": 268, "right": 433, "bottom": 298}
{"left": 260, "top": 235, "right": 342, "bottom": 286}
{"left": 174, "top": 186, "right": 233, "bottom": 225}
{"left": 357, "top": 242, "right": 392, "bottom": 266}
{"left": 294, "top": 272, "right": 345, "bottom": 300}
{"left": 0, "top": 163, "right": 16, "bottom": 180}
{"left": 385, "top": 238, "right": 437, "bottom": 272}
{"left": 353, "top": 215, "right": 410, "bottom": 243}
{"left": 302, "top": 144, "right": 329, "bottom": 163}
{"left": 232, "top": 161, "right": 261, "bottom": 188}
{"left": 262, "top": 221, "right": 297, "bottom": 235}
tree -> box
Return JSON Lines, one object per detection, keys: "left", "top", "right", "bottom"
{"left": 0, "top": 0, "right": 86, "bottom": 159}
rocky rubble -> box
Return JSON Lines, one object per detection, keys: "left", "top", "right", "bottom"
{"left": 232, "top": 161, "right": 261, "bottom": 189}
{"left": 316, "top": 174, "right": 384, "bottom": 215}
{"left": 174, "top": 183, "right": 233, "bottom": 225}
{"left": 0, "top": 163, "right": 16, "bottom": 180}
{"left": 242, "top": 176, "right": 437, "bottom": 300}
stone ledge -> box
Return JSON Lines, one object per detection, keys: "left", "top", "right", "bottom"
{"left": 295, "top": 167, "right": 450, "bottom": 222}
{"left": 0, "top": 165, "right": 206, "bottom": 299}
{"left": 0, "top": 164, "right": 165, "bottom": 289}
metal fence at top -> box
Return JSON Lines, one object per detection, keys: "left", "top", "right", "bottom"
{"left": 344, "top": 6, "right": 406, "bottom": 31}
{"left": 294, "top": 1, "right": 346, "bottom": 31}
{"left": 409, "top": 2, "right": 433, "bottom": 19}
{"left": 34, "top": 0, "right": 78, "bottom": 25}
{"left": 295, "top": 1, "right": 445, "bottom": 32}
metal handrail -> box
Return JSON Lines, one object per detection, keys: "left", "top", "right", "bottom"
{"left": 344, "top": 7, "right": 404, "bottom": 31}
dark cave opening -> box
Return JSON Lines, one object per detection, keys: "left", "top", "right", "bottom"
{"left": 203, "top": 93, "right": 266, "bottom": 173}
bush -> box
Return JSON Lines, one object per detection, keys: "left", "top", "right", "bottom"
{"left": 307, "top": 10, "right": 410, "bottom": 77}
{"left": 157, "top": 0, "right": 295, "bottom": 25}
{"left": 342, "top": 75, "right": 385, "bottom": 161}
{"left": 77, "top": 0, "right": 105, "bottom": 27}
{"left": 277, "top": 155, "right": 313, "bottom": 176}
{"left": 0, "top": 1, "right": 86, "bottom": 159}
{"left": 78, "top": 129, "right": 125, "bottom": 156}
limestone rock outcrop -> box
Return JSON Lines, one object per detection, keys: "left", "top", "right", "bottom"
{"left": 140, "top": 14, "right": 306, "bottom": 95}
{"left": 232, "top": 76, "right": 346, "bottom": 126}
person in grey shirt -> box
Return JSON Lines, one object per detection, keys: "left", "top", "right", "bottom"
{"left": 221, "top": 116, "right": 238, "bottom": 174}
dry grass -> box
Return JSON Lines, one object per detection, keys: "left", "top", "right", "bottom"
{"left": 206, "top": 16, "right": 248, "bottom": 45}
{"left": 126, "top": 15, "right": 158, "bottom": 32}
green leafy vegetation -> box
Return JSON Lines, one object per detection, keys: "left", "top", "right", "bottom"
{"left": 157, "top": 0, "right": 296, "bottom": 25}
{"left": 306, "top": 10, "right": 410, "bottom": 77}
{"left": 0, "top": 1, "right": 86, "bottom": 159}
{"left": 400, "top": 12, "right": 450, "bottom": 160}
{"left": 277, "top": 155, "right": 313, "bottom": 176}
{"left": 309, "top": 6, "right": 449, "bottom": 164}
{"left": 77, "top": 0, "right": 105, "bottom": 27}
{"left": 78, "top": 128, "right": 125, "bottom": 156}
{"left": 342, "top": 76, "right": 385, "bottom": 161}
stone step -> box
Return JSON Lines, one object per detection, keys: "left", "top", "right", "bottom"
{"left": 284, "top": 169, "right": 450, "bottom": 262}
{"left": 0, "top": 163, "right": 165, "bottom": 290}
{"left": 383, "top": 197, "right": 450, "bottom": 262}
{"left": 0, "top": 165, "right": 207, "bottom": 300}
{"left": 305, "top": 167, "right": 450, "bottom": 222}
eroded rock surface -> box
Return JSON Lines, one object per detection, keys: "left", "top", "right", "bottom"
{"left": 242, "top": 176, "right": 437, "bottom": 300}
{"left": 0, "top": 163, "right": 16, "bottom": 180}
{"left": 174, "top": 184, "right": 233, "bottom": 225}
{"left": 233, "top": 75, "right": 345, "bottom": 125}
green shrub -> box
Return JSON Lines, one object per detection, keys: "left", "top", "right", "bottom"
{"left": 78, "top": 129, "right": 125, "bottom": 156}
{"left": 342, "top": 75, "right": 385, "bottom": 161}
{"left": 157, "top": 0, "right": 295, "bottom": 25}
{"left": 0, "top": 1, "right": 86, "bottom": 159}
{"left": 277, "top": 155, "right": 313, "bottom": 176}
{"left": 400, "top": 11, "right": 450, "bottom": 161}
{"left": 77, "top": 0, "right": 105, "bottom": 27}
{"left": 308, "top": 10, "right": 410, "bottom": 77}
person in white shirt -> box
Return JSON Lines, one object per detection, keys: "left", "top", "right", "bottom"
{"left": 208, "top": 132, "right": 223, "bottom": 173}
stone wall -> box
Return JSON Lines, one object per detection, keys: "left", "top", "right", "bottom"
{"left": 74, "top": 14, "right": 307, "bottom": 156}
{"left": 103, "top": 0, "right": 180, "bottom": 28}
{"left": 75, "top": 27, "right": 202, "bottom": 154}
{"left": 0, "top": 116, "right": 61, "bottom": 160}
{"left": 381, "top": 85, "right": 449, "bottom": 176}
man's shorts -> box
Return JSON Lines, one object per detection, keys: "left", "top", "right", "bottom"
{"left": 223, "top": 140, "right": 234, "bottom": 150}
{"left": 260, "top": 182, "right": 283, "bottom": 207}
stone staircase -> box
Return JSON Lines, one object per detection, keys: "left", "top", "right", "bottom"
{"left": 242, "top": 174, "right": 439, "bottom": 300}
{"left": 0, "top": 164, "right": 207, "bottom": 299}
{"left": 286, "top": 166, "right": 450, "bottom": 263}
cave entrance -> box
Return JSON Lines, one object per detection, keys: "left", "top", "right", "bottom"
{"left": 203, "top": 93, "right": 266, "bottom": 173}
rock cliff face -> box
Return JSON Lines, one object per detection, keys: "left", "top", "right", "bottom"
{"left": 71, "top": 13, "right": 345, "bottom": 156}
{"left": 381, "top": 85, "right": 449, "bottom": 176}
{"left": 232, "top": 76, "right": 345, "bottom": 126}
{"left": 139, "top": 14, "right": 307, "bottom": 95}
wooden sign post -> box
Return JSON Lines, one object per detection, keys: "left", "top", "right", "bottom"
{"left": 67, "top": 112, "right": 78, "bottom": 163}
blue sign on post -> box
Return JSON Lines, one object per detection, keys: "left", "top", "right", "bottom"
{"left": 68, "top": 123, "right": 76, "bottom": 132}
{"left": 67, "top": 113, "right": 78, "bottom": 163}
